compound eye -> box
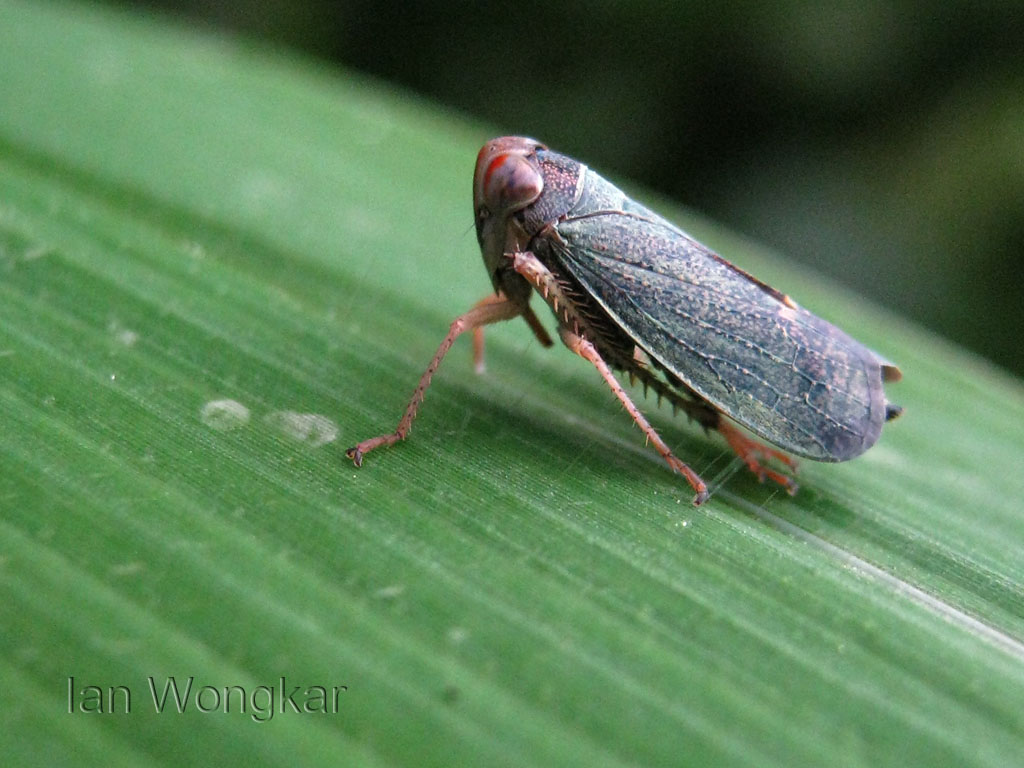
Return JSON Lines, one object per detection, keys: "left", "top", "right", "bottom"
{"left": 480, "top": 152, "right": 543, "bottom": 217}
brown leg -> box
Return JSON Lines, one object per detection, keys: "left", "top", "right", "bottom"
{"left": 559, "top": 326, "right": 709, "bottom": 506}
{"left": 508, "top": 250, "right": 709, "bottom": 504}
{"left": 472, "top": 294, "right": 553, "bottom": 373}
{"left": 347, "top": 296, "right": 524, "bottom": 466}
{"left": 717, "top": 420, "right": 799, "bottom": 494}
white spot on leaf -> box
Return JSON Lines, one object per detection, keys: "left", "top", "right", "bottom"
{"left": 200, "top": 399, "right": 251, "bottom": 431}
{"left": 263, "top": 411, "right": 338, "bottom": 447}
{"left": 447, "top": 627, "right": 468, "bottom": 644}
{"left": 107, "top": 320, "right": 139, "bottom": 347}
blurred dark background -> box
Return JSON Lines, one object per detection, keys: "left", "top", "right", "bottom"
{"left": 123, "top": 0, "right": 1023, "bottom": 377}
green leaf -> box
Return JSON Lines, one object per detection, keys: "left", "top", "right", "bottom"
{"left": 2, "top": 1, "right": 1022, "bottom": 766}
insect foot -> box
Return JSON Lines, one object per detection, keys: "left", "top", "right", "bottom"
{"left": 717, "top": 420, "right": 799, "bottom": 495}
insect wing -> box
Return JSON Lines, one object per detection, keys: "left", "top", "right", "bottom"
{"left": 548, "top": 165, "right": 890, "bottom": 461}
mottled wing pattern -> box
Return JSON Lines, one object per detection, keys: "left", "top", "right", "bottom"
{"left": 550, "top": 169, "right": 888, "bottom": 461}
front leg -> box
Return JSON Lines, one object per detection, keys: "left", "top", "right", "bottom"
{"left": 346, "top": 295, "right": 524, "bottom": 466}
{"left": 471, "top": 292, "right": 553, "bottom": 374}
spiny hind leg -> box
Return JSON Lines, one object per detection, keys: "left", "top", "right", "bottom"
{"left": 623, "top": 355, "right": 798, "bottom": 494}
{"left": 559, "top": 327, "right": 709, "bottom": 506}
{"left": 508, "top": 250, "right": 709, "bottom": 504}
{"left": 716, "top": 419, "right": 799, "bottom": 494}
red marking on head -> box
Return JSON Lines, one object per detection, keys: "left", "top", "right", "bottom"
{"left": 474, "top": 137, "right": 547, "bottom": 221}
{"left": 483, "top": 154, "right": 510, "bottom": 194}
